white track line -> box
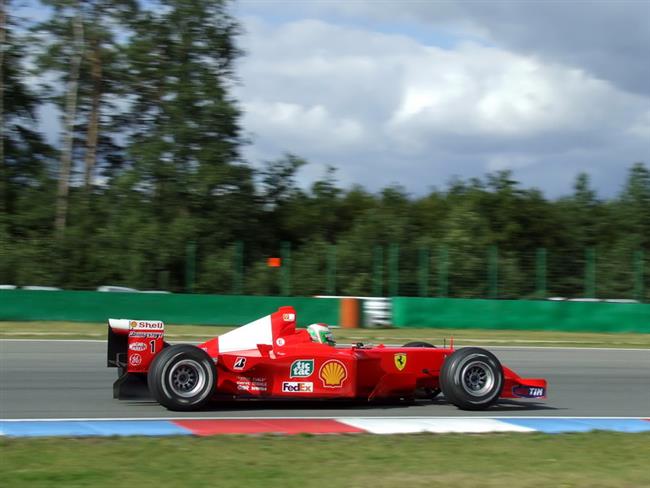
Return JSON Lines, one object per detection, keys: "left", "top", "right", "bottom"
{"left": 1, "top": 338, "right": 649, "bottom": 351}
{"left": 2, "top": 416, "right": 649, "bottom": 422}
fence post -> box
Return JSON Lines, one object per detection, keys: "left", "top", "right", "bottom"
{"left": 488, "top": 245, "right": 498, "bottom": 299}
{"left": 418, "top": 247, "right": 429, "bottom": 297}
{"left": 536, "top": 247, "right": 547, "bottom": 298}
{"left": 634, "top": 250, "right": 644, "bottom": 302}
{"left": 389, "top": 243, "right": 399, "bottom": 296}
{"left": 585, "top": 247, "right": 596, "bottom": 298}
{"left": 185, "top": 240, "right": 196, "bottom": 293}
{"left": 281, "top": 241, "right": 291, "bottom": 296}
{"left": 326, "top": 244, "right": 337, "bottom": 295}
{"left": 233, "top": 241, "right": 243, "bottom": 295}
{"left": 438, "top": 244, "right": 448, "bottom": 297}
{"left": 158, "top": 270, "right": 169, "bottom": 291}
{"left": 373, "top": 245, "right": 383, "bottom": 296}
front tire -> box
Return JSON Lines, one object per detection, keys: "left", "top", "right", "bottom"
{"left": 148, "top": 344, "right": 216, "bottom": 411}
{"left": 440, "top": 347, "right": 503, "bottom": 410}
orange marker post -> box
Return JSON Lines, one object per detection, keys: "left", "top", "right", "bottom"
{"left": 339, "top": 297, "right": 360, "bottom": 329}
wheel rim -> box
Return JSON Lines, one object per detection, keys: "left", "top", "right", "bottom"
{"left": 168, "top": 359, "right": 206, "bottom": 398}
{"left": 460, "top": 360, "right": 494, "bottom": 397}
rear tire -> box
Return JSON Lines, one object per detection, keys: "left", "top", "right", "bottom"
{"left": 403, "top": 341, "right": 435, "bottom": 348}
{"left": 440, "top": 347, "right": 503, "bottom": 410}
{"left": 148, "top": 344, "right": 216, "bottom": 411}
{"left": 403, "top": 341, "right": 440, "bottom": 400}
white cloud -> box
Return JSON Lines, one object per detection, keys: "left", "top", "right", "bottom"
{"left": 242, "top": 100, "right": 365, "bottom": 149}
{"left": 236, "top": 15, "right": 649, "bottom": 196}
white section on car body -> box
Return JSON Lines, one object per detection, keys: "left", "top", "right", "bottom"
{"left": 217, "top": 314, "right": 273, "bottom": 353}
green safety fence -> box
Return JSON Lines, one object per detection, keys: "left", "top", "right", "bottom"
{"left": 0, "top": 291, "right": 339, "bottom": 327}
{"left": 392, "top": 297, "right": 650, "bottom": 333}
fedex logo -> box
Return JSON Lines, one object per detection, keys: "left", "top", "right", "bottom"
{"left": 282, "top": 381, "right": 313, "bottom": 393}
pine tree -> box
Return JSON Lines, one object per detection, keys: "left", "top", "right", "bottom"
{"left": 122, "top": 0, "right": 252, "bottom": 289}
{"left": 1, "top": 1, "right": 55, "bottom": 283}
{"left": 33, "top": 0, "right": 137, "bottom": 234}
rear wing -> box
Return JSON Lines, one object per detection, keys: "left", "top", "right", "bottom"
{"left": 107, "top": 319, "right": 166, "bottom": 400}
{"left": 107, "top": 319, "right": 165, "bottom": 372}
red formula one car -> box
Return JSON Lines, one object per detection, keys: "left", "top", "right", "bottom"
{"left": 107, "top": 306, "right": 547, "bottom": 411}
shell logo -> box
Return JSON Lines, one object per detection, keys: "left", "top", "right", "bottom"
{"left": 319, "top": 360, "right": 347, "bottom": 388}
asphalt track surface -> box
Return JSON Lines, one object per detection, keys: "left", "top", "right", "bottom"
{"left": 1, "top": 340, "right": 648, "bottom": 419}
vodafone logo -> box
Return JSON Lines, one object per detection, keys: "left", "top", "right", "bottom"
{"left": 129, "top": 353, "right": 142, "bottom": 366}
{"left": 276, "top": 338, "right": 286, "bottom": 346}
{"left": 282, "top": 313, "right": 295, "bottom": 322}
{"left": 129, "top": 342, "right": 146, "bottom": 352}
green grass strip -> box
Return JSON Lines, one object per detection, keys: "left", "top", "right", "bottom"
{"left": 2, "top": 432, "right": 649, "bottom": 487}
{"left": 2, "top": 321, "right": 650, "bottom": 348}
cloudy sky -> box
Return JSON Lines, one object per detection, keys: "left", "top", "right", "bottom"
{"left": 230, "top": 0, "right": 650, "bottom": 197}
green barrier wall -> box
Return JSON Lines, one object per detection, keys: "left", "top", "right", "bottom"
{"left": 392, "top": 297, "right": 650, "bottom": 333}
{"left": 0, "top": 291, "right": 339, "bottom": 327}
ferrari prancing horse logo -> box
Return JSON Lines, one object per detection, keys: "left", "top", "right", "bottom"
{"left": 394, "top": 353, "right": 407, "bottom": 371}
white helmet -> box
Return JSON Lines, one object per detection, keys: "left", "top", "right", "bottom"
{"left": 307, "top": 323, "right": 335, "bottom": 346}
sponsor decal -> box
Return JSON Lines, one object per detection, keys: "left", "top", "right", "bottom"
{"left": 128, "top": 331, "right": 163, "bottom": 339}
{"left": 129, "top": 320, "right": 164, "bottom": 330}
{"left": 394, "top": 353, "right": 407, "bottom": 371}
{"left": 282, "top": 381, "right": 313, "bottom": 393}
{"left": 129, "top": 353, "right": 142, "bottom": 366}
{"left": 513, "top": 385, "right": 545, "bottom": 398}
{"left": 290, "top": 359, "right": 314, "bottom": 378}
{"left": 319, "top": 360, "right": 348, "bottom": 388}
{"left": 236, "top": 376, "right": 268, "bottom": 392}
{"left": 233, "top": 357, "right": 246, "bottom": 370}
{"left": 276, "top": 338, "right": 286, "bottom": 347}
{"left": 128, "top": 342, "right": 147, "bottom": 352}
{"left": 282, "top": 313, "right": 296, "bottom": 322}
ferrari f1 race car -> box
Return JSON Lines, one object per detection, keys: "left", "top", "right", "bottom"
{"left": 107, "top": 306, "right": 547, "bottom": 411}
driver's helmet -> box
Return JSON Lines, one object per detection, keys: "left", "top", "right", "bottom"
{"left": 307, "top": 323, "right": 335, "bottom": 346}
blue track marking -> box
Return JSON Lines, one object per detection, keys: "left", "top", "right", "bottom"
{"left": 0, "top": 420, "right": 192, "bottom": 437}
{"left": 2, "top": 418, "right": 649, "bottom": 437}
{"left": 501, "top": 418, "right": 650, "bottom": 434}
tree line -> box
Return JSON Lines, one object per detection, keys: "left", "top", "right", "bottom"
{"left": 1, "top": 0, "right": 648, "bottom": 299}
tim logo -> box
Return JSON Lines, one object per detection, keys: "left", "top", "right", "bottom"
{"left": 513, "top": 385, "right": 546, "bottom": 398}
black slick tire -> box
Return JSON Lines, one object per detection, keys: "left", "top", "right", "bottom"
{"left": 439, "top": 347, "right": 503, "bottom": 410}
{"left": 403, "top": 341, "right": 436, "bottom": 348}
{"left": 147, "top": 344, "right": 216, "bottom": 411}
